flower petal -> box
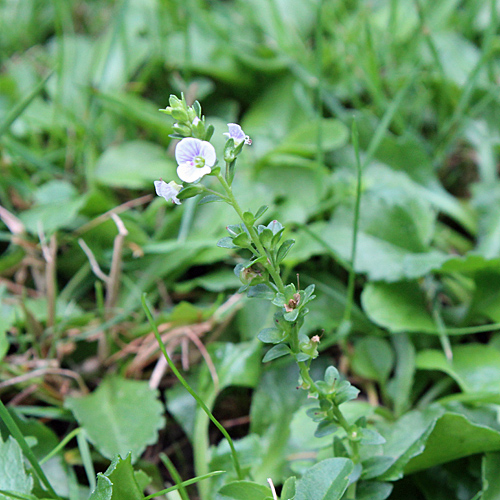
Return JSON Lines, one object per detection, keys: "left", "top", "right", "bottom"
{"left": 224, "top": 123, "right": 251, "bottom": 145}
{"left": 198, "top": 141, "right": 217, "bottom": 166}
{"left": 177, "top": 162, "right": 211, "bottom": 183}
{"left": 154, "top": 180, "right": 181, "bottom": 204}
{"left": 175, "top": 137, "right": 201, "bottom": 165}
{"left": 226, "top": 123, "right": 245, "bottom": 142}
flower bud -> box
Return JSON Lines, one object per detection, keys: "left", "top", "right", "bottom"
{"left": 239, "top": 264, "right": 267, "bottom": 286}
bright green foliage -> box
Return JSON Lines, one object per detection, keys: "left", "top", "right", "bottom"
{"left": 294, "top": 458, "right": 353, "bottom": 500}
{"left": 65, "top": 377, "right": 165, "bottom": 462}
{"left": 88, "top": 454, "right": 143, "bottom": 500}
{"left": 215, "top": 481, "right": 272, "bottom": 500}
{"left": 0, "top": 435, "right": 33, "bottom": 500}
{"left": 417, "top": 345, "right": 500, "bottom": 393}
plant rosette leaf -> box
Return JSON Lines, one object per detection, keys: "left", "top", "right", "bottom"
{"left": 294, "top": 458, "right": 354, "bottom": 500}
{"left": 309, "top": 165, "right": 452, "bottom": 282}
{"left": 351, "top": 337, "right": 394, "bottom": 384}
{"left": 0, "top": 435, "right": 33, "bottom": 500}
{"left": 404, "top": 412, "right": 500, "bottom": 474}
{"left": 369, "top": 406, "right": 500, "bottom": 481}
{"left": 215, "top": 480, "right": 272, "bottom": 500}
{"left": 94, "top": 140, "right": 177, "bottom": 189}
{"left": 89, "top": 454, "right": 143, "bottom": 500}
{"left": 65, "top": 377, "right": 165, "bottom": 463}
{"left": 416, "top": 344, "right": 500, "bottom": 394}
{"left": 361, "top": 281, "right": 436, "bottom": 334}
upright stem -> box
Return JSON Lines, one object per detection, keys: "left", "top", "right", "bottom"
{"left": 216, "top": 171, "right": 286, "bottom": 294}
{"left": 215, "top": 168, "right": 359, "bottom": 471}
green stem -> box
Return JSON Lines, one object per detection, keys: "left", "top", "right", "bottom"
{"left": 141, "top": 294, "right": 243, "bottom": 480}
{"left": 160, "top": 453, "right": 190, "bottom": 500}
{"left": 216, "top": 171, "right": 286, "bottom": 294}
{"left": 193, "top": 390, "right": 217, "bottom": 500}
{"left": 40, "top": 427, "right": 82, "bottom": 465}
{"left": 143, "top": 471, "right": 224, "bottom": 500}
{"left": 331, "top": 405, "right": 359, "bottom": 463}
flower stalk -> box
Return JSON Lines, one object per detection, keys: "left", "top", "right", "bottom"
{"left": 154, "top": 94, "right": 369, "bottom": 487}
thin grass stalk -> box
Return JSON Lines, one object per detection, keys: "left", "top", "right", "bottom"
{"left": 160, "top": 452, "right": 190, "bottom": 500}
{"left": 77, "top": 430, "right": 96, "bottom": 491}
{"left": 142, "top": 471, "right": 224, "bottom": 500}
{"left": 141, "top": 294, "right": 243, "bottom": 481}
{"left": 342, "top": 121, "right": 362, "bottom": 326}
{"left": 0, "top": 71, "right": 54, "bottom": 139}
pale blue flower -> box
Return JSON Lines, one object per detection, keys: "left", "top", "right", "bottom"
{"left": 175, "top": 137, "right": 216, "bottom": 183}
{"left": 224, "top": 123, "right": 251, "bottom": 146}
{"left": 154, "top": 179, "right": 182, "bottom": 205}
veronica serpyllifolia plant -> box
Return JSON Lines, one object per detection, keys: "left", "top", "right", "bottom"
{"left": 155, "top": 93, "right": 378, "bottom": 479}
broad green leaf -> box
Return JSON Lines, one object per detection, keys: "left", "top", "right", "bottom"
{"left": 416, "top": 344, "right": 500, "bottom": 393}
{"left": 0, "top": 410, "right": 69, "bottom": 497}
{"left": 472, "top": 181, "right": 500, "bottom": 258}
{"left": 431, "top": 32, "right": 485, "bottom": 87}
{"left": 200, "top": 341, "right": 262, "bottom": 392}
{"left": 65, "top": 377, "right": 165, "bottom": 462}
{"left": 440, "top": 255, "right": 500, "bottom": 273}
{"left": 0, "top": 436, "right": 33, "bottom": 500}
{"left": 271, "top": 119, "right": 348, "bottom": 157}
{"left": 258, "top": 166, "right": 328, "bottom": 224}
{"left": 355, "top": 481, "right": 392, "bottom": 500}
{"left": 312, "top": 166, "right": 448, "bottom": 281}
{"left": 281, "top": 477, "right": 296, "bottom": 500}
{"left": 250, "top": 362, "right": 308, "bottom": 483}
{"left": 482, "top": 452, "right": 500, "bottom": 500}
{"left": 375, "top": 406, "right": 444, "bottom": 480}
{"left": 215, "top": 480, "right": 271, "bottom": 500}
{"left": 405, "top": 412, "right": 500, "bottom": 474}
{"left": 19, "top": 180, "right": 86, "bottom": 234}
{"left": 242, "top": 77, "right": 308, "bottom": 157}
{"left": 468, "top": 271, "right": 500, "bottom": 322}
{"left": 89, "top": 454, "right": 143, "bottom": 500}
{"left": 94, "top": 141, "right": 176, "bottom": 189}
{"left": 351, "top": 337, "right": 394, "bottom": 384}
{"left": 355, "top": 122, "right": 474, "bottom": 230}
{"left": 362, "top": 282, "right": 436, "bottom": 334}
{"left": 294, "top": 458, "right": 353, "bottom": 500}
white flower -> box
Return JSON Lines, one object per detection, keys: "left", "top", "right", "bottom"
{"left": 175, "top": 137, "right": 216, "bottom": 183}
{"left": 224, "top": 123, "right": 251, "bottom": 145}
{"left": 154, "top": 179, "right": 182, "bottom": 205}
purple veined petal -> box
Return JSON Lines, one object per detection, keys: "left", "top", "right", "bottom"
{"left": 198, "top": 141, "right": 217, "bottom": 166}
{"left": 154, "top": 180, "right": 181, "bottom": 204}
{"left": 175, "top": 137, "right": 202, "bottom": 164}
{"left": 224, "top": 123, "right": 251, "bottom": 145}
{"left": 226, "top": 123, "right": 245, "bottom": 142}
{"left": 175, "top": 137, "right": 217, "bottom": 167}
{"left": 177, "top": 162, "right": 212, "bottom": 183}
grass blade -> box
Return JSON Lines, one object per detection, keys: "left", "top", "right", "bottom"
{"left": 0, "top": 71, "right": 54, "bottom": 139}
{"left": 141, "top": 294, "right": 243, "bottom": 480}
